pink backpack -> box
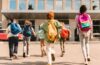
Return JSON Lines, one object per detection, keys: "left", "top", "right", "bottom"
{"left": 78, "top": 13, "right": 91, "bottom": 31}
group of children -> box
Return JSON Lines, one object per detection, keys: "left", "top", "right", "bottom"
{"left": 6, "top": 19, "right": 36, "bottom": 59}
{"left": 6, "top": 5, "right": 93, "bottom": 65}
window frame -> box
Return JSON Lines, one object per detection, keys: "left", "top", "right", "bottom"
{"left": 37, "top": 0, "right": 45, "bottom": 10}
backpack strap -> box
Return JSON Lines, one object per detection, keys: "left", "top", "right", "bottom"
{"left": 48, "top": 21, "right": 57, "bottom": 31}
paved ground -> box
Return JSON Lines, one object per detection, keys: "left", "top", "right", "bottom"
{"left": 0, "top": 41, "right": 100, "bottom": 65}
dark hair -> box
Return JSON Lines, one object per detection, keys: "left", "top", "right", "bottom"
{"left": 80, "top": 5, "right": 87, "bottom": 14}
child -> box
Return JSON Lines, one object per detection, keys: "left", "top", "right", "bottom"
{"left": 60, "top": 22, "right": 70, "bottom": 57}
{"left": 6, "top": 19, "right": 22, "bottom": 60}
{"left": 40, "top": 11, "right": 61, "bottom": 65}
{"left": 37, "top": 24, "right": 46, "bottom": 57}
{"left": 75, "top": 5, "right": 93, "bottom": 65}
{"left": 23, "top": 19, "right": 35, "bottom": 57}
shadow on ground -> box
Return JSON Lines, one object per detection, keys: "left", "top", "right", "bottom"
{"left": 54, "top": 62, "right": 84, "bottom": 65}
{"left": 0, "top": 61, "right": 85, "bottom": 65}
{"left": 30, "top": 54, "right": 41, "bottom": 57}
{"left": 0, "top": 57, "right": 84, "bottom": 65}
{"left": 0, "top": 57, "right": 9, "bottom": 60}
{"left": 0, "top": 61, "right": 46, "bottom": 65}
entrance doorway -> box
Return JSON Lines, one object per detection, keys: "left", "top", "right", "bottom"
{"left": 93, "top": 20, "right": 100, "bottom": 37}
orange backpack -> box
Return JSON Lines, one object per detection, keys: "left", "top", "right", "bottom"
{"left": 47, "top": 20, "right": 57, "bottom": 42}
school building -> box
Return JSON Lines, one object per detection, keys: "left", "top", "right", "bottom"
{"left": 1, "top": 0, "right": 100, "bottom": 41}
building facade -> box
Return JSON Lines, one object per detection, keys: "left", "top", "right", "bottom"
{"left": 1, "top": 0, "right": 100, "bottom": 41}
{"left": 0, "top": 0, "right": 2, "bottom": 29}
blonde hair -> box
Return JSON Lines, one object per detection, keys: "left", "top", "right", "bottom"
{"left": 25, "top": 19, "right": 32, "bottom": 26}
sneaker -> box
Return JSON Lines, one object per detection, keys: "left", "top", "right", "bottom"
{"left": 13, "top": 55, "right": 18, "bottom": 59}
{"left": 85, "top": 60, "right": 88, "bottom": 65}
{"left": 60, "top": 53, "right": 64, "bottom": 57}
{"left": 84, "top": 62, "right": 88, "bottom": 65}
{"left": 13, "top": 54, "right": 18, "bottom": 59}
{"left": 42, "top": 51, "right": 46, "bottom": 57}
{"left": 41, "top": 53, "right": 44, "bottom": 57}
{"left": 9, "top": 57, "right": 13, "bottom": 60}
{"left": 62, "top": 50, "right": 65, "bottom": 53}
{"left": 23, "top": 53, "right": 26, "bottom": 58}
{"left": 27, "top": 54, "right": 30, "bottom": 57}
{"left": 51, "top": 54, "right": 55, "bottom": 61}
{"left": 87, "top": 58, "right": 91, "bottom": 62}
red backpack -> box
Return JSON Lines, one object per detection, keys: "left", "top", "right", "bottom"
{"left": 60, "top": 29, "right": 69, "bottom": 39}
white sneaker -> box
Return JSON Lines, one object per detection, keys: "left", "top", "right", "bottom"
{"left": 27, "top": 54, "right": 30, "bottom": 57}
{"left": 13, "top": 53, "right": 18, "bottom": 59}
{"left": 85, "top": 60, "right": 88, "bottom": 65}
{"left": 9, "top": 57, "right": 13, "bottom": 60}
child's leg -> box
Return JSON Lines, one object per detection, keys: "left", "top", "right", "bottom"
{"left": 23, "top": 37, "right": 27, "bottom": 57}
{"left": 46, "top": 43, "right": 52, "bottom": 65}
{"left": 60, "top": 40, "right": 63, "bottom": 55}
{"left": 42, "top": 40, "right": 46, "bottom": 55}
{"left": 63, "top": 40, "right": 65, "bottom": 53}
{"left": 13, "top": 37, "right": 18, "bottom": 59}
{"left": 26, "top": 37, "right": 30, "bottom": 56}
{"left": 85, "top": 33, "right": 90, "bottom": 61}
{"left": 40, "top": 39, "right": 44, "bottom": 57}
{"left": 79, "top": 33, "right": 88, "bottom": 65}
{"left": 40, "top": 39, "right": 46, "bottom": 57}
{"left": 8, "top": 37, "right": 14, "bottom": 59}
{"left": 50, "top": 43, "right": 55, "bottom": 61}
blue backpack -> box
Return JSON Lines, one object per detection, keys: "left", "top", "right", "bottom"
{"left": 11, "top": 23, "right": 21, "bottom": 35}
{"left": 23, "top": 25, "right": 32, "bottom": 37}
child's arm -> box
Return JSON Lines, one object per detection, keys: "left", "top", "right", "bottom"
{"left": 31, "top": 27, "right": 36, "bottom": 36}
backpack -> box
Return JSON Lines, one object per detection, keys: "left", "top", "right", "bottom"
{"left": 10, "top": 23, "right": 21, "bottom": 35}
{"left": 47, "top": 20, "right": 57, "bottom": 42}
{"left": 23, "top": 25, "right": 32, "bottom": 37}
{"left": 78, "top": 14, "right": 91, "bottom": 31}
{"left": 37, "top": 29, "right": 45, "bottom": 39}
{"left": 60, "top": 29, "right": 69, "bottom": 39}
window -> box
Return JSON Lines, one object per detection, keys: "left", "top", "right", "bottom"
{"left": 74, "top": 0, "right": 81, "bottom": 10}
{"left": 65, "top": 0, "right": 71, "bottom": 10}
{"left": 10, "top": 0, "right": 16, "bottom": 10}
{"left": 47, "top": 0, "right": 54, "bottom": 10}
{"left": 28, "top": 0, "right": 35, "bottom": 10}
{"left": 85, "top": 0, "right": 91, "bottom": 10}
{"left": 92, "top": 0, "right": 100, "bottom": 10}
{"left": 19, "top": 0, "right": 26, "bottom": 10}
{"left": 55, "top": 0, "right": 62, "bottom": 10}
{"left": 93, "top": 20, "right": 100, "bottom": 33}
{"left": 38, "top": 0, "right": 44, "bottom": 10}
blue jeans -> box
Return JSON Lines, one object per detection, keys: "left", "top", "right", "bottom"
{"left": 8, "top": 37, "right": 18, "bottom": 58}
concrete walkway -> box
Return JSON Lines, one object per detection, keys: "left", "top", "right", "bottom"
{"left": 0, "top": 41, "right": 100, "bottom": 65}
